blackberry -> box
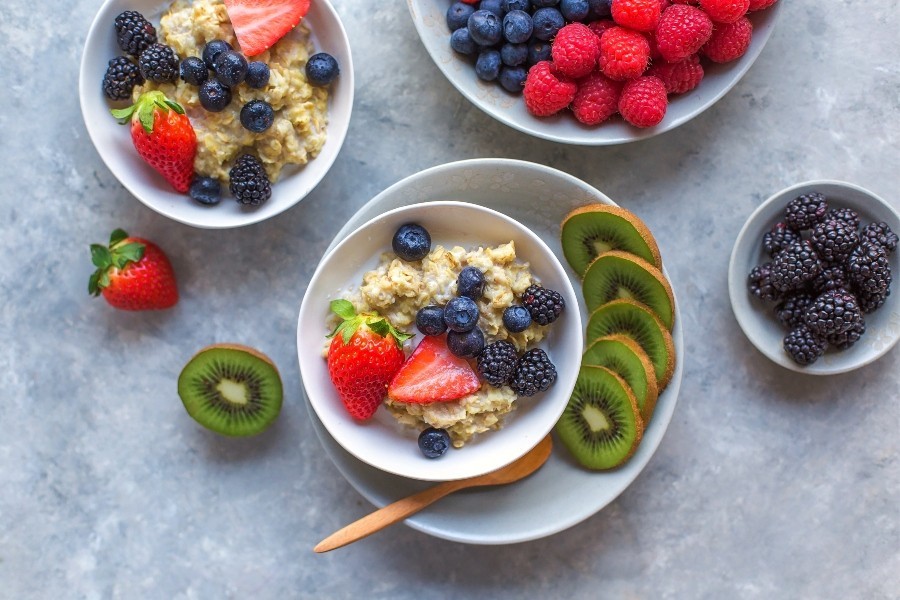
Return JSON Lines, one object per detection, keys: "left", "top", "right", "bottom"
{"left": 477, "top": 341, "right": 519, "bottom": 387}
{"left": 804, "top": 289, "right": 862, "bottom": 336}
{"left": 747, "top": 262, "right": 780, "bottom": 301}
{"left": 783, "top": 325, "right": 827, "bottom": 366}
{"left": 811, "top": 264, "right": 848, "bottom": 294}
{"left": 769, "top": 240, "right": 822, "bottom": 292}
{"left": 811, "top": 219, "right": 859, "bottom": 264}
{"left": 229, "top": 155, "right": 271, "bottom": 206}
{"left": 114, "top": 10, "right": 157, "bottom": 58}
{"left": 774, "top": 292, "right": 813, "bottom": 329}
{"left": 102, "top": 56, "right": 143, "bottom": 101}
{"left": 826, "top": 207, "right": 860, "bottom": 230}
{"left": 138, "top": 43, "right": 179, "bottom": 83}
{"left": 785, "top": 192, "right": 828, "bottom": 230}
{"left": 510, "top": 348, "right": 557, "bottom": 396}
{"left": 762, "top": 222, "right": 801, "bottom": 257}
{"left": 861, "top": 222, "right": 898, "bottom": 254}
{"left": 522, "top": 284, "right": 565, "bottom": 325}
{"left": 857, "top": 288, "right": 890, "bottom": 314}
{"left": 847, "top": 241, "right": 892, "bottom": 295}
{"left": 826, "top": 320, "right": 866, "bottom": 351}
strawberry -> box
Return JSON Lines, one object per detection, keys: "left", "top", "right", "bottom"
{"left": 111, "top": 91, "right": 197, "bottom": 193}
{"left": 388, "top": 335, "right": 481, "bottom": 404}
{"left": 223, "top": 0, "right": 311, "bottom": 57}
{"left": 326, "top": 300, "right": 411, "bottom": 420}
{"left": 88, "top": 229, "right": 179, "bottom": 310}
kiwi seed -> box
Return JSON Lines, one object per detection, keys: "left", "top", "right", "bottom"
{"left": 561, "top": 204, "right": 662, "bottom": 277}
{"left": 582, "top": 251, "right": 675, "bottom": 330}
{"left": 582, "top": 334, "right": 659, "bottom": 423}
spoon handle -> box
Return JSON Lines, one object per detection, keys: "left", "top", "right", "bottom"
{"left": 314, "top": 480, "right": 465, "bottom": 553}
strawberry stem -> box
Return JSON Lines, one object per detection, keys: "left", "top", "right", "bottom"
{"left": 87, "top": 229, "right": 146, "bottom": 296}
{"left": 110, "top": 91, "right": 186, "bottom": 134}
{"left": 327, "top": 300, "right": 412, "bottom": 348}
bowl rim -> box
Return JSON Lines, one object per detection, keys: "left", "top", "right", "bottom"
{"left": 78, "top": 0, "right": 354, "bottom": 229}
{"left": 297, "top": 199, "right": 584, "bottom": 481}
{"left": 728, "top": 179, "right": 900, "bottom": 375}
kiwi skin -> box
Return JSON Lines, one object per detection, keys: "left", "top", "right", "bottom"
{"left": 583, "top": 334, "right": 659, "bottom": 424}
{"left": 561, "top": 204, "right": 662, "bottom": 277}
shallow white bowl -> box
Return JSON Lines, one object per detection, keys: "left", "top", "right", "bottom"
{"left": 729, "top": 180, "right": 900, "bottom": 375}
{"left": 297, "top": 200, "right": 583, "bottom": 482}
{"left": 406, "top": 1, "right": 782, "bottom": 145}
{"left": 79, "top": 0, "right": 353, "bottom": 228}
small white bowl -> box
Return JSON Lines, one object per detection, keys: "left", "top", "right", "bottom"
{"left": 406, "top": 0, "right": 782, "bottom": 145}
{"left": 297, "top": 201, "right": 583, "bottom": 481}
{"left": 79, "top": 0, "right": 353, "bottom": 229}
{"left": 729, "top": 180, "right": 900, "bottom": 375}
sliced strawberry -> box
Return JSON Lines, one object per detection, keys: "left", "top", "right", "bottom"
{"left": 223, "top": 0, "right": 311, "bottom": 57}
{"left": 388, "top": 335, "right": 481, "bottom": 404}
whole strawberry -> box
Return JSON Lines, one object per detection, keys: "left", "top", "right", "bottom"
{"left": 111, "top": 91, "right": 197, "bottom": 193}
{"left": 326, "top": 300, "right": 411, "bottom": 420}
{"left": 88, "top": 229, "right": 179, "bottom": 310}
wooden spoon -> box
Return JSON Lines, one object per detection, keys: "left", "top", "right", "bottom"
{"left": 314, "top": 435, "right": 553, "bottom": 553}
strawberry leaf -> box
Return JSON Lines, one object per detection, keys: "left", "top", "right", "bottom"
{"left": 368, "top": 319, "right": 390, "bottom": 337}
{"left": 340, "top": 320, "right": 359, "bottom": 345}
{"left": 164, "top": 99, "right": 185, "bottom": 115}
{"left": 90, "top": 244, "right": 112, "bottom": 269}
{"left": 330, "top": 299, "right": 357, "bottom": 321}
{"left": 109, "top": 229, "right": 128, "bottom": 246}
{"left": 114, "top": 242, "right": 145, "bottom": 266}
{"left": 88, "top": 272, "right": 101, "bottom": 296}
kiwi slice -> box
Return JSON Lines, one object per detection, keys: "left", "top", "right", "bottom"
{"left": 561, "top": 204, "right": 662, "bottom": 277}
{"left": 586, "top": 299, "right": 676, "bottom": 390}
{"left": 583, "top": 334, "right": 659, "bottom": 423}
{"left": 582, "top": 251, "right": 675, "bottom": 330}
{"left": 556, "top": 366, "right": 644, "bottom": 470}
{"left": 178, "top": 344, "right": 283, "bottom": 437}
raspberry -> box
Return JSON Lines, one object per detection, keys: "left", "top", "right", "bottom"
{"left": 611, "top": 0, "right": 661, "bottom": 32}
{"left": 523, "top": 61, "right": 577, "bottom": 117}
{"left": 572, "top": 73, "right": 622, "bottom": 125}
{"left": 598, "top": 26, "right": 650, "bottom": 81}
{"left": 645, "top": 29, "right": 662, "bottom": 61}
{"left": 655, "top": 5, "right": 713, "bottom": 62}
{"left": 552, "top": 23, "right": 602, "bottom": 79}
{"left": 618, "top": 76, "right": 667, "bottom": 128}
{"left": 646, "top": 54, "right": 704, "bottom": 94}
{"left": 699, "top": 0, "right": 749, "bottom": 23}
{"left": 748, "top": 0, "right": 777, "bottom": 10}
{"left": 587, "top": 19, "right": 617, "bottom": 40}
{"left": 703, "top": 17, "right": 753, "bottom": 63}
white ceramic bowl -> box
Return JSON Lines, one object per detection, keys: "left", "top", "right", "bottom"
{"left": 406, "top": 1, "right": 782, "bottom": 145}
{"left": 79, "top": 0, "right": 353, "bottom": 228}
{"left": 297, "top": 200, "right": 583, "bottom": 481}
{"left": 729, "top": 180, "right": 900, "bottom": 375}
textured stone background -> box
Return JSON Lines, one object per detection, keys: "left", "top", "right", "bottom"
{"left": 1, "top": 0, "right": 898, "bottom": 598}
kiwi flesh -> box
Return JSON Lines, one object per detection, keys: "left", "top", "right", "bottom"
{"left": 178, "top": 344, "right": 283, "bottom": 437}
{"left": 586, "top": 299, "right": 676, "bottom": 390}
{"left": 582, "top": 251, "right": 675, "bottom": 330}
{"left": 556, "top": 366, "right": 644, "bottom": 470}
{"left": 583, "top": 334, "right": 659, "bottom": 423}
{"left": 561, "top": 204, "right": 662, "bottom": 277}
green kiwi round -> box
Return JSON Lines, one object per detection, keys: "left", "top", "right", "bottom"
{"left": 582, "top": 251, "right": 675, "bottom": 330}
{"left": 177, "top": 344, "right": 283, "bottom": 437}
{"left": 561, "top": 204, "right": 662, "bottom": 277}
{"left": 582, "top": 334, "right": 659, "bottom": 423}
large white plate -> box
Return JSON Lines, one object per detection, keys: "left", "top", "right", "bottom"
{"left": 303, "top": 159, "right": 684, "bottom": 544}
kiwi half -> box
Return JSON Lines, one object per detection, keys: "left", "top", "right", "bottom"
{"left": 178, "top": 344, "right": 283, "bottom": 437}
{"left": 583, "top": 334, "right": 659, "bottom": 423}
{"left": 586, "top": 299, "right": 676, "bottom": 390}
{"left": 561, "top": 204, "right": 662, "bottom": 277}
{"left": 556, "top": 366, "right": 644, "bottom": 470}
{"left": 582, "top": 251, "right": 675, "bottom": 330}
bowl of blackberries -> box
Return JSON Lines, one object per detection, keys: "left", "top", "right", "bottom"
{"left": 729, "top": 181, "right": 900, "bottom": 374}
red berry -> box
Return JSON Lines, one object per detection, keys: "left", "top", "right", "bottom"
{"left": 618, "top": 76, "right": 668, "bottom": 128}
{"left": 656, "top": 5, "right": 713, "bottom": 62}
{"left": 88, "top": 229, "right": 179, "bottom": 311}
{"left": 523, "top": 61, "right": 578, "bottom": 117}
{"left": 647, "top": 54, "right": 704, "bottom": 94}
{"left": 699, "top": 0, "right": 749, "bottom": 23}
{"left": 572, "top": 73, "right": 622, "bottom": 125}
{"left": 748, "top": 0, "right": 777, "bottom": 9}
{"left": 611, "top": 0, "right": 661, "bottom": 31}
{"left": 598, "top": 26, "right": 650, "bottom": 81}
{"left": 587, "top": 19, "right": 616, "bottom": 40}
{"left": 552, "top": 23, "right": 601, "bottom": 79}
{"left": 388, "top": 335, "right": 481, "bottom": 404}
{"left": 702, "top": 16, "right": 752, "bottom": 62}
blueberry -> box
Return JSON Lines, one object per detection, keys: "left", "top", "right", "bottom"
{"left": 245, "top": 61, "right": 270, "bottom": 88}
{"left": 457, "top": 267, "right": 486, "bottom": 299}
{"left": 527, "top": 39, "right": 552, "bottom": 64}
{"left": 189, "top": 176, "right": 221, "bottom": 206}
{"left": 179, "top": 56, "right": 208, "bottom": 85}
{"left": 502, "top": 10, "right": 533, "bottom": 44}
{"left": 306, "top": 52, "right": 340, "bottom": 86}
{"left": 560, "top": 0, "right": 590, "bottom": 21}
{"left": 416, "top": 305, "right": 447, "bottom": 336}
{"left": 202, "top": 39, "right": 232, "bottom": 69}
{"left": 240, "top": 99, "right": 275, "bottom": 133}
{"left": 450, "top": 27, "right": 478, "bottom": 55}
{"left": 479, "top": 0, "right": 505, "bottom": 17}
{"left": 446, "top": 2, "right": 475, "bottom": 31}
{"left": 502, "top": 0, "right": 531, "bottom": 11}
{"left": 503, "top": 305, "right": 532, "bottom": 332}
{"left": 588, "top": 0, "right": 612, "bottom": 19}
{"left": 198, "top": 79, "right": 232, "bottom": 112}
{"left": 499, "top": 66, "right": 527, "bottom": 93}
{"left": 532, "top": 0, "right": 560, "bottom": 6}
{"left": 214, "top": 50, "right": 248, "bottom": 87}
{"left": 392, "top": 223, "right": 431, "bottom": 261}
{"left": 532, "top": 7, "right": 564, "bottom": 40}
{"left": 418, "top": 428, "right": 451, "bottom": 459}
{"left": 447, "top": 327, "right": 485, "bottom": 358}
{"left": 501, "top": 42, "right": 528, "bottom": 66}
{"left": 467, "top": 10, "right": 502, "bottom": 46}
{"left": 444, "top": 297, "right": 479, "bottom": 333}
{"left": 475, "top": 49, "right": 501, "bottom": 81}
